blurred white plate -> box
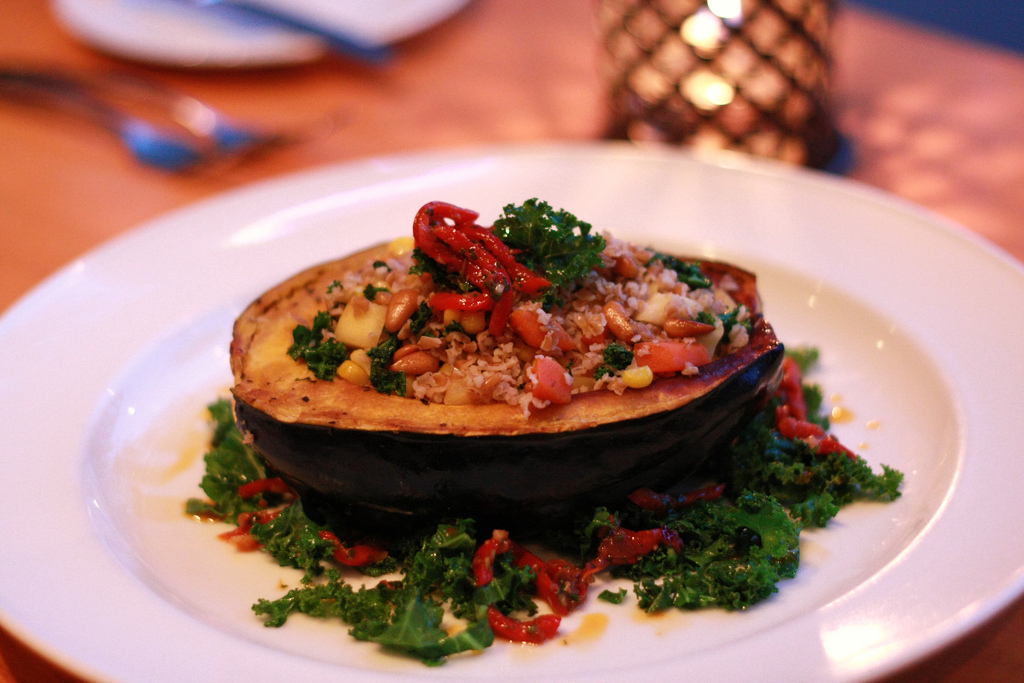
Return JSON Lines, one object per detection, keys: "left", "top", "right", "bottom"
{"left": 51, "top": 0, "right": 470, "bottom": 67}
{"left": 2, "top": 142, "right": 1024, "bottom": 682}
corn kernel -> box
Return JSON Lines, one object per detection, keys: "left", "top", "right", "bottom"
{"left": 337, "top": 359, "right": 370, "bottom": 386}
{"left": 388, "top": 236, "right": 416, "bottom": 256}
{"left": 349, "top": 349, "right": 372, "bottom": 374}
{"left": 443, "top": 309, "right": 462, "bottom": 327}
{"left": 461, "top": 310, "right": 487, "bottom": 335}
{"left": 622, "top": 365, "right": 653, "bottom": 389}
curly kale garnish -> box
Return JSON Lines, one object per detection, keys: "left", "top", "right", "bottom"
{"left": 287, "top": 311, "right": 348, "bottom": 380}
{"left": 492, "top": 198, "right": 606, "bottom": 290}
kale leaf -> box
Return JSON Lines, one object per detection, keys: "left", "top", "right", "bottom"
{"left": 491, "top": 198, "right": 606, "bottom": 289}
{"left": 185, "top": 399, "right": 267, "bottom": 523}
{"left": 722, "top": 413, "right": 903, "bottom": 527}
{"left": 367, "top": 332, "right": 406, "bottom": 396}
{"left": 624, "top": 492, "right": 800, "bottom": 611}
{"left": 287, "top": 311, "right": 348, "bottom": 380}
{"left": 368, "top": 594, "right": 493, "bottom": 665}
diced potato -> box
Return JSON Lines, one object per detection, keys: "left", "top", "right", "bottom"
{"left": 634, "top": 292, "right": 674, "bottom": 326}
{"left": 444, "top": 377, "right": 478, "bottom": 405}
{"left": 696, "top": 318, "right": 725, "bottom": 358}
{"left": 714, "top": 289, "right": 737, "bottom": 310}
{"left": 335, "top": 297, "right": 387, "bottom": 349}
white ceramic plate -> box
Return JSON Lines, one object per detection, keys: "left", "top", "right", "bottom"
{"left": 2, "top": 143, "right": 1023, "bottom": 682}
{"left": 51, "top": 0, "right": 470, "bottom": 68}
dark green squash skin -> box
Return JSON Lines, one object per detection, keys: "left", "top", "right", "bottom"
{"left": 233, "top": 322, "right": 784, "bottom": 531}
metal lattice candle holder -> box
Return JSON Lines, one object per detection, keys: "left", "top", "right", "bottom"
{"left": 599, "top": 0, "right": 840, "bottom": 167}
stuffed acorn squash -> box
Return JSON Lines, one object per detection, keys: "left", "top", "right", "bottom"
{"left": 230, "top": 200, "right": 784, "bottom": 528}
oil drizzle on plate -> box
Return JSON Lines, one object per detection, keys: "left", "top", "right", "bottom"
{"left": 562, "top": 612, "right": 610, "bottom": 645}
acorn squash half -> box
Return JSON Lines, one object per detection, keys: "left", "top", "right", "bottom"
{"left": 230, "top": 243, "right": 784, "bottom": 529}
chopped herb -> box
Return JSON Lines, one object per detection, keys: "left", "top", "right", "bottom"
{"left": 443, "top": 320, "right": 466, "bottom": 335}
{"left": 785, "top": 346, "right": 820, "bottom": 373}
{"left": 649, "top": 252, "right": 712, "bottom": 290}
{"left": 327, "top": 280, "right": 344, "bottom": 294}
{"left": 363, "top": 283, "right": 390, "bottom": 301}
{"left": 696, "top": 310, "right": 716, "bottom": 326}
{"left": 598, "top": 588, "right": 628, "bottom": 604}
{"left": 593, "top": 341, "right": 635, "bottom": 379}
{"left": 719, "top": 308, "right": 753, "bottom": 338}
{"left": 287, "top": 311, "right": 349, "bottom": 380}
{"left": 367, "top": 333, "right": 406, "bottom": 396}
{"left": 373, "top": 260, "right": 391, "bottom": 271}
{"left": 604, "top": 341, "right": 634, "bottom": 370}
{"left": 409, "top": 301, "right": 433, "bottom": 335}
{"left": 491, "top": 199, "right": 606, "bottom": 290}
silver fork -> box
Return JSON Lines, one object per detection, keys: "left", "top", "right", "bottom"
{"left": 0, "top": 67, "right": 341, "bottom": 171}
{"left": 1, "top": 69, "right": 209, "bottom": 172}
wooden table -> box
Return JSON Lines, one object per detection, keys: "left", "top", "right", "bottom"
{"left": 2, "top": 1, "right": 1023, "bottom": 681}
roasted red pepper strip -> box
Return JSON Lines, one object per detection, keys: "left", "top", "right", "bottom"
{"left": 428, "top": 291, "right": 495, "bottom": 311}
{"left": 218, "top": 509, "right": 282, "bottom": 552}
{"left": 412, "top": 201, "right": 550, "bottom": 336}
{"left": 488, "top": 288, "right": 514, "bottom": 336}
{"left": 431, "top": 224, "right": 511, "bottom": 298}
{"left": 487, "top": 606, "right": 561, "bottom": 644}
{"left": 461, "top": 225, "right": 551, "bottom": 295}
{"left": 412, "top": 201, "right": 481, "bottom": 275}
{"left": 628, "top": 483, "right": 726, "bottom": 517}
{"left": 775, "top": 356, "right": 808, "bottom": 421}
{"left": 509, "top": 543, "right": 589, "bottom": 616}
{"left": 237, "top": 477, "right": 296, "bottom": 501}
{"left": 582, "top": 525, "right": 683, "bottom": 581}
{"left": 777, "top": 414, "right": 856, "bottom": 460}
{"left": 318, "top": 530, "right": 389, "bottom": 567}
{"left": 473, "top": 529, "right": 511, "bottom": 586}
{"left": 770, "top": 354, "right": 856, "bottom": 459}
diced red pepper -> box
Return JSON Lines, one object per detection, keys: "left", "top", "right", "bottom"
{"left": 634, "top": 340, "right": 712, "bottom": 373}
{"left": 487, "top": 606, "right": 561, "bottom": 644}
{"left": 529, "top": 356, "right": 573, "bottom": 405}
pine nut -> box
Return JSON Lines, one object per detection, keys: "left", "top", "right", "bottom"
{"left": 390, "top": 350, "right": 440, "bottom": 376}
{"left": 603, "top": 301, "right": 636, "bottom": 341}
{"left": 613, "top": 254, "right": 639, "bottom": 279}
{"left": 664, "top": 318, "right": 716, "bottom": 338}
